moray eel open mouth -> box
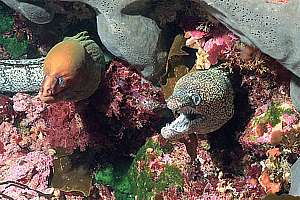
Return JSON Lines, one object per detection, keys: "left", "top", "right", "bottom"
{"left": 161, "top": 106, "right": 204, "bottom": 139}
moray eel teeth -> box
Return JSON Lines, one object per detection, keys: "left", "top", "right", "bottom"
{"left": 161, "top": 113, "right": 190, "bottom": 139}
{"left": 161, "top": 107, "right": 205, "bottom": 139}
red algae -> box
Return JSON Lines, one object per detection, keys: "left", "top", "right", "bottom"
{"left": 41, "top": 101, "right": 90, "bottom": 153}
{"left": 0, "top": 94, "right": 15, "bottom": 124}
{"left": 98, "top": 60, "right": 165, "bottom": 130}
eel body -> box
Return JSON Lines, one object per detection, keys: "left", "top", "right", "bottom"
{"left": 0, "top": 58, "right": 44, "bottom": 93}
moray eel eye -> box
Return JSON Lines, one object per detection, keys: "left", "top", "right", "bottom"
{"left": 56, "top": 76, "right": 65, "bottom": 88}
{"left": 189, "top": 93, "right": 201, "bottom": 106}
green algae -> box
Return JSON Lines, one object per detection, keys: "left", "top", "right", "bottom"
{"left": 0, "top": 36, "right": 28, "bottom": 58}
{"left": 95, "top": 162, "right": 134, "bottom": 200}
{"left": 0, "top": 10, "right": 13, "bottom": 33}
{"left": 95, "top": 165, "right": 114, "bottom": 185}
{"left": 156, "top": 165, "right": 184, "bottom": 192}
{"left": 95, "top": 138, "right": 183, "bottom": 200}
{"left": 0, "top": 3, "right": 28, "bottom": 58}
{"left": 254, "top": 102, "right": 294, "bottom": 127}
{"left": 128, "top": 139, "right": 182, "bottom": 199}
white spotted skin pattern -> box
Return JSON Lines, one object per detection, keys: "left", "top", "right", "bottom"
{"left": 0, "top": 58, "right": 44, "bottom": 93}
{"left": 167, "top": 68, "right": 234, "bottom": 134}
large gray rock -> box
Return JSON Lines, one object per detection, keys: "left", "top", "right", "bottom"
{"left": 59, "top": 0, "right": 163, "bottom": 77}
{"left": 1, "top": 0, "right": 54, "bottom": 24}
{"left": 290, "top": 158, "right": 300, "bottom": 196}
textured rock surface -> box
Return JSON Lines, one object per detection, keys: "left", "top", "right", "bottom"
{"left": 290, "top": 158, "right": 300, "bottom": 196}
{"left": 60, "top": 0, "right": 162, "bottom": 77}
{"left": 1, "top": 0, "right": 54, "bottom": 24}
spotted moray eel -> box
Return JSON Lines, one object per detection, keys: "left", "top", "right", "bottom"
{"left": 161, "top": 68, "right": 234, "bottom": 139}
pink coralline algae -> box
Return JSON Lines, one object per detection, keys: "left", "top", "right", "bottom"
{"left": 240, "top": 100, "right": 300, "bottom": 154}
{"left": 203, "top": 31, "right": 237, "bottom": 65}
{"left": 0, "top": 95, "right": 15, "bottom": 124}
{"left": 0, "top": 122, "right": 53, "bottom": 200}
{"left": 183, "top": 19, "right": 238, "bottom": 67}
{"left": 0, "top": 92, "right": 117, "bottom": 199}
{"left": 98, "top": 60, "right": 165, "bottom": 130}
{"left": 13, "top": 93, "right": 47, "bottom": 124}
{"left": 142, "top": 135, "right": 266, "bottom": 199}
{"left": 11, "top": 93, "right": 94, "bottom": 154}
{"left": 240, "top": 63, "right": 291, "bottom": 109}
{"left": 266, "top": 0, "right": 288, "bottom": 4}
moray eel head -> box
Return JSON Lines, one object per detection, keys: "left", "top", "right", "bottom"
{"left": 39, "top": 32, "right": 102, "bottom": 103}
{"left": 39, "top": 39, "right": 85, "bottom": 103}
{"left": 161, "top": 68, "right": 234, "bottom": 139}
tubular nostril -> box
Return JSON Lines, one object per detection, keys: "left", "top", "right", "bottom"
{"left": 46, "top": 89, "right": 53, "bottom": 96}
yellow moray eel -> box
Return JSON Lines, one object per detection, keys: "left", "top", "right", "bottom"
{"left": 161, "top": 68, "right": 234, "bottom": 139}
{"left": 39, "top": 31, "right": 104, "bottom": 103}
